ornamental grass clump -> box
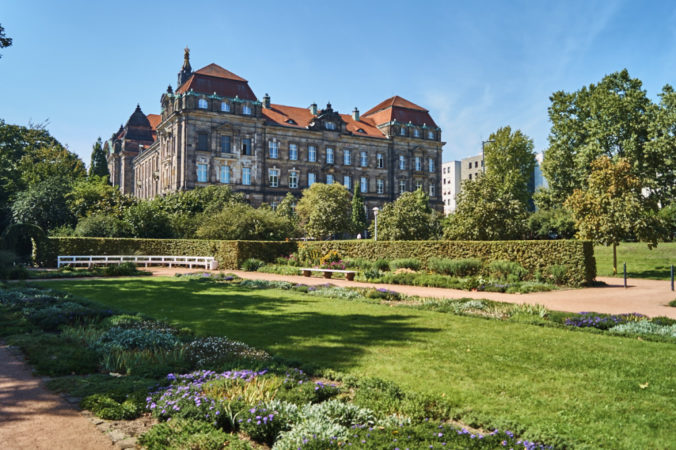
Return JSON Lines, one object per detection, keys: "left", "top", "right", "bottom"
{"left": 186, "top": 336, "right": 270, "bottom": 369}
{"left": 609, "top": 321, "right": 676, "bottom": 338}
{"left": 488, "top": 260, "right": 528, "bottom": 282}
{"left": 390, "top": 258, "right": 422, "bottom": 271}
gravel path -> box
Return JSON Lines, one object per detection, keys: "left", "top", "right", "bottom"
{"left": 0, "top": 344, "right": 113, "bottom": 450}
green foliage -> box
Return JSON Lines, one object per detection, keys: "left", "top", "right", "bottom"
{"left": 139, "top": 419, "right": 250, "bottom": 450}
{"left": 88, "top": 137, "right": 110, "bottom": 180}
{"left": 123, "top": 201, "right": 173, "bottom": 238}
{"left": 241, "top": 258, "right": 265, "bottom": 271}
{"left": 185, "top": 336, "right": 269, "bottom": 369}
{"left": 547, "top": 264, "right": 569, "bottom": 285}
{"left": 427, "top": 257, "right": 482, "bottom": 276}
{"left": 371, "top": 258, "right": 390, "bottom": 272}
{"left": 372, "top": 188, "right": 441, "bottom": 240}
{"left": 484, "top": 126, "right": 537, "bottom": 208}
{"left": 488, "top": 260, "right": 527, "bottom": 282}
{"left": 11, "top": 177, "right": 76, "bottom": 231}
{"left": 81, "top": 392, "right": 144, "bottom": 420}
{"left": 444, "top": 175, "right": 528, "bottom": 240}
{"left": 196, "top": 202, "right": 294, "bottom": 240}
{"left": 0, "top": 23, "right": 12, "bottom": 56}
{"left": 155, "top": 185, "right": 245, "bottom": 217}
{"left": 527, "top": 205, "right": 576, "bottom": 239}
{"left": 0, "top": 250, "right": 28, "bottom": 280}
{"left": 68, "top": 177, "right": 134, "bottom": 220}
{"left": 6, "top": 333, "right": 100, "bottom": 376}
{"left": 296, "top": 183, "right": 352, "bottom": 239}
{"left": 350, "top": 183, "right": 367, "bottom": 235}
{"left": 389, "top": 258, "right": 422, "bottom": 271}
{"left": 74, "top": 213, "right": 131, "bottom": 237}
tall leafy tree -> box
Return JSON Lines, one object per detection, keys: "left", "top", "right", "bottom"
{"left": 542, "top": 69, "right": 657, "bottom": 204}
{"left": 296, "top": 183, "right": 352, "bottom": 239}
{"left": 11, "top": 177, "right": 76, "bottom": 231}
{"left": 89, "top": 137, "right": 110, "bottom": 180}
{"left": 197, "top": 203, "right": 295, "bottom": 240}
{"left": 484, "top": 126, "right": 536, "bottom": 209}
{"left": 350, "top": 183, "right": 367, "bottom": 236}
{"left": 565, "top": 156, "right": 663, "bottom": 274}
{"left": 0, "top": 23, "right": 11, "bottom": 58}
{"left": 645, "top": 84, "right": 676, "bottom": 206}
{"left": 373, "top": 188, "right": 441, "bottom": 240}
{"left": 68, "top": 176, "right": 135, "bottom": 219}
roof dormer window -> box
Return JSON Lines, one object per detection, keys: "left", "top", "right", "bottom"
{"left": 221, "top": 102, "right": 230, "bottom": 112}
{"left": 242, "top": 104, "right": 252, "bottom": 115}
{"left": 427, "top": 130, "right": 434, "bottom": 139}
{"left": 198, "top": 98, "right": 208, "bottom": 109}
{"left": 400, "top": 127, "right": 406, "bottom": 136}
{"left": 413, "top": 128, "right": 421, "bottom": 138}
{"left": 325, "top": 122, "right": 336, "bottom": 131}
{"left": 286, "top": 119, "right": 297, "bottom": 125}
{"left": 357, "top": 128, "right": 366, "bottom": 133}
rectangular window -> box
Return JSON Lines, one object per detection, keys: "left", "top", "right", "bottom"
{"left": 269, "top": 169, "right": 279, "bottom": 187}
{"left": 343, "top": 175, "right": 351, "bottom": 189}
{"left": 416, "top": 180, "right": 423, "bottom": 190}
{"left": 360, "top": 151, "right": 368, "bottom": 167}
{"left": 269, "top": 141, "right": 278, "bottom": 159}
{"left": 377, "top": 153, "right": 384, "bottom": 169}
{"left": 242, "top": 104, "right": 252, "bottom": 115}
{"left": 400, "top": 127, "right": 406, "bottom": 136}
{"left": 326, "top": 174, "right": 334, "bottom": 185}
{"left": 469, "top": 173, "right": 472, "bottom": 180}
{"left": 289, "top": 144, "right": 298, "bottom": 161}
{"left": 429, "top": 183, "right": 435, "bottom": 197}
{"left": 415, "top": 157, "right": 421, "bottom": 171}
{"left": 221, "top": 102, "right": 230, "bottom": 112}
{"left": 399, "top": 180, "right": 406, "bottom": 193}
{"left": 427, "top": 130, "right": 434, "bottom": 139}
{"left": 219, "top": 165, "right": 230, "bottom": 184}
{"left": 197, "top": 163, "right": 207, "bottom": 182}
{"left": 468, "top": 162, "right": 472, "bottom": 169}
{"left": 376, "top": 179, "right": 384, "bottom": 194}
{"left": 308, "top": 145, "right": 317, "bottom": 162}
{"left": 326, "top": 147, "right": 334, "bottom": 164}
{"left": 220, "top": 136, "right": 231, "bottom": 153}
{"left": 360, "top": 176, "right": 368, "bottom": 193}
{"left": 198, "top": 98, "right": 208, "bottom": 109}
{"left": 242, "top": 138, "right": 252, "bottom": 156}
{"left": 413, "top": 128, "right": 420, "bottom": 137}
{"left": 428, "top": 158, "right": 435, "bottom": 172}
{"left": 399, "top": 155, "right": 406, "bottom": 170}
{"left": 289, "top": 171, "right": 298, "bottom": 188}
{"left": 308, "top": 172, "right": 316, "bottom": 186}
{"left": 242, "top": 167, "right": 251, "bottom": 185}
{"left": 343, "top": 150, "right": 351, "bottom": 165}
{"left": 198, "top": 133, "right": 208, "bottom": 151}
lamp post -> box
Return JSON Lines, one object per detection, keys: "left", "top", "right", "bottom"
{"left": 372, "top": 207, "right": 379, "bottom": 241}
{"left": 481, "top": 140, "right": 494, "bottom": 173}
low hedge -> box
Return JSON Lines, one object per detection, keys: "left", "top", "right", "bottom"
{"left": 297, "top": 240, "right": 595, "bottom": 286}
{"left": 43, "top": 238, "right": 295, "bottom": 270}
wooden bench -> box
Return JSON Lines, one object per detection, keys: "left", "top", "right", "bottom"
{"left": 300, "top": 267, "right": 356, "bottom": 281}
{"left": 57, "top": 255, "right": 218, "bottom": 270}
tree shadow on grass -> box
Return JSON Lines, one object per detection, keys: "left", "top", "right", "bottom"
{"left": 42, "top": 279, "right": 440, "bottom": 371}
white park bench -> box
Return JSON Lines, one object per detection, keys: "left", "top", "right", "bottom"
{"left": 57, "top": 255, "right": 218, "bottom": 270}
{"left": 300, "top": 267, "right": 356, "bottom": 281}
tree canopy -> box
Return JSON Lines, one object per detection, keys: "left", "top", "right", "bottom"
{"left": 373, "top": 188, "right": 441, "bottom": 240}
{"left": 296, "top": 183, "right": 352, "bottom": 239}
{"left": 0, "top": 24, "right": 11, "bottom": 58}
{"left": 89, "top": 137, "right": 110, "bottom": 180}
{"left": 350, "top": 184, "right": 367, "bottom": 236}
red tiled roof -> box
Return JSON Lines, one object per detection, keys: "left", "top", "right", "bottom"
{"left": 176, "top": 64, "right": 257, "bottom": 101}
{"left": 147, "top": 114, "right": 161, "bottom": 141}
{"left": 262, "top": 104, "right": 386, "bottom": 139}
{"left": 362, "top": 95, "right": 437, "bottom": 128}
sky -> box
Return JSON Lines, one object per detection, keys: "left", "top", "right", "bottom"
{"left": 2, "top": 0, "right": 676, "bottom": 167}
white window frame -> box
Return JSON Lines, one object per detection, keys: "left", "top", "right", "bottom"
{"left": 289, "top": 143, "right": 298, "bottom": 161}
{"left": 221, "top": 102, "right": 230, "bottom": 112}
{"left": 399, "top": 155, "right": 406, "bottom": 170}
{"left": 269, "top": 168, "right": 279, "bottom": 187}
{"left": 400, "top": 127, "right": 406, "bottom": 136}
{"left": 242, "top": 167, "right": 251, "bottom": 185}
{"left": 416, "top": 180, "right": 423, "bottom": 190}
{"left": 269, "top": 140, "right": 279, "bottom": 159}
{"left": 429, "top": 183, "right": 435, "bottom": 197}
{"left": 197, "top": 163, "right": 208, "bottom": 182}
{"left": 289, "top": 171, "right": 298, "bottom": 188}
{"left": 242, "top": 104, "right": 252, "bottom": 115}
{"left": 360, "top": 176, "right": 368, "bottom": 193}
{"left": 219, "top": 165, "right": 230, "bottom": 184}
{"left": 326, "top": 147, "right": 334, "bottom": 164}
{"left": 376, "top": 179, "right": 384, "bottom": 194}
{"left": 429, "top": 158, "right": 435, "bottom": 173}
{"left": 399, "top": 180, "right": 406, "bottom": 193}
{"left": 360, "top": 151, "right": 368, "bottom": 167}
{"left": 325, "top": 122, "right": 336, "bottom": 130}
{"left": 326, "top": 174, "right": 334, "bottom": 185}
{"left": 415, "top": 156, "right": 421, "bottom": 171}
{"left": 220, "top": 135, "right": 231, "bottom": 153}
{"left": 427, "top": 130, "right": 434, "bottom": 139}
{"left": 413, "top": 128, "right": 420, "bottom": 138}
{"left": 198, "top": 98, "right": 208, "bottom": 109}
{"left": 308, "top": 172, "right": 316, "bottom": 186}
{"left": 343, "top": 150, "right": 351, "bottom": 165}
{"left": 343, "top": 175, "right": 351, "bottom": 189}
{"left": 308, "top": 145, "right": 317, "bottom": 162}
{"left": 377, "top": 153, "right": 384, "bottom": 169}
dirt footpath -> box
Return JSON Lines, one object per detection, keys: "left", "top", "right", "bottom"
{"left": 147, "top": 268, "right": 676, "bottom": 318}
{"left": 0, "top": 344, "right": 113, "bottom": 450}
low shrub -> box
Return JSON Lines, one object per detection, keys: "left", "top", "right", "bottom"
{"left": 364, "top": 288, "right": 401, "bottom": 301}
{"left": 371, "top": 258, "right": 390, "bottom": 272}
{"left": 488, "top": 260, "right": 527, "bottom": 282}
{"left": 185, "top": 336, "right": 270, "bottom": 369}
{"left": 46, "top": 374, "right": 161, "bottom": 400}
{"left": 81, "top": 392, "right": 145, "bottom": 420}
{"left": 101, "top": 347, "right": 191, "bottom": 377}
{"left": 26, "top": 301, "right": 113, "bottom": 332}
{"left": 306, "top": 286, "right": 362, "bottom": 300}
{"left": 260, "top": 264, "right": 301, "bottom": 276}
{"left": 101, "top": 262, "right": 143, "bottom": 277}
{"left": 390, "top": 258, "right": 422, "bottom": 271}
{"left": 98, "top": 327, "right": 181, "bottom": 352}
{"left": 548, "top": 264, "right": 569, "bottom": 285}
{"left": 563, "top": 312, "right": 646, "bottom": 330}
{"left": 609, "top": 321, "right": 676, "bottom": 338}
{"left": 427, "top": 257, "right": 482, "bottom": 277}
{"left": 239, "top": 403, "right": 294, "bottom": 446}
{"left": 241, "top": 258, "right": 265, "bottom": 271}
{"left": 343, "top": 257, "right": 371, "bottom": 269}
{"left": 139, "top": 419, "right": 251, "bottom": 450}
{"left": 651, "top": 316, "right": 676, "bottom": 326}
{"left": 6, "top": 333, "right": 100, "bottom": 376}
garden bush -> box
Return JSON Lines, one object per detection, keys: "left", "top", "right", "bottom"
{"left": 185, "top": 336, "right": 270, "bottom": 369}
{"left": 241, "top": 258, "right": 265, "bottom": 271}
{"left": 427, "top": 257, "right": 482, "bottom": 276}
{"left": 139, "top": 419, "right": 251, "bottom": 450}
{"left": 101, "top": 262, "right": 143, "bottom": 276}
{"left": 390, "top": 258, "right": 422, "bottom": 271}
{"left": 488, "top": 260, "right": 527, "bottom": 282}
{"left": 371, "top": 258, "right": 390, "bottom": 272}
{"left": 548, "top": 264, "right": 569, "bottom": 285}
{"left": 80, "top": 392, "right": 145, "bottom": 420}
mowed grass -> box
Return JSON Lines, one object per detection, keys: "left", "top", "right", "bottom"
{"left": 41, "top": 278, "right": 675, "bottom": 449}
{"left": 594, "top": 242, "right": 676, "bottom": 279}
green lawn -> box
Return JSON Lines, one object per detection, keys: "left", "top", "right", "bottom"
{"left": 594, "top": 242, "right": 676, "bottom": 279}
{"left": 42, "top": 278, "right": 675, "bottom": 449}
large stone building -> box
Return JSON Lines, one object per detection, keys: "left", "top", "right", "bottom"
{"left": 106, "top": 50, "right": 444, "bottom": 215}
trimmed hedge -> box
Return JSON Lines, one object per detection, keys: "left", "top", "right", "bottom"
{"left": 297, "top": 240, "right": 596, "bottom": 286}
{"left": 43, "top": 238, "right": 296, "bottom": 270}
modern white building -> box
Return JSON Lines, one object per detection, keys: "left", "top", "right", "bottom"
{"left": 441, "top": 161, "right": 461, "bottom": 214}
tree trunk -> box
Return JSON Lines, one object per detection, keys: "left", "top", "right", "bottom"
{"left": 612, "top": 243, "right": 617, "bottom": 275}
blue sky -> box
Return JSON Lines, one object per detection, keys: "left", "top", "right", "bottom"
{"left": 2, "top": 0, "right": 675, "bottom": 166}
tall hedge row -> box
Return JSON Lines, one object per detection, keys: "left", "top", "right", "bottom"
{"left": 297, "top": 240, "right": 596, "bottom": 286}
{"left": 43, "top": 238, "right": 295, "bottom": 270}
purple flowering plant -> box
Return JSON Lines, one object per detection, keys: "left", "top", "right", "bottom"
{"left": 564, "top": 312, "right": 645, "bottom": 330}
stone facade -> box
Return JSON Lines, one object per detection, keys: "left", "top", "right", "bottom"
{"left": 107, "top": 50, "right": 445, "bottom": 215}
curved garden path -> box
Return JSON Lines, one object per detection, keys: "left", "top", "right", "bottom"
{"left": 0, "top": 344, "right": 113, "bottom": 450}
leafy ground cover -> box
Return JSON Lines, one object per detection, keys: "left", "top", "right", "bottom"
{"left": 34, "top": 277, "right": 676, "bottom": 448}
{"left": 594, "top": 242, "right": 676, "bottom": 279}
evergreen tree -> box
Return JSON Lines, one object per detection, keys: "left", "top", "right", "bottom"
{"left": 350, "top": 183, "right": 367, "bottom": 236}
{"left": 89, "top": 137, "right": 110, "bottom": 180}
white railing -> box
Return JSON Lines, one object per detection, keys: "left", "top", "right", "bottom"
{"left": 57, "top": 255, "right": 218, "bottom": 270}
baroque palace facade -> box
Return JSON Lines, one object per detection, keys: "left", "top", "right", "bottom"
{"left": 106, "top": 50, "right": 444, "bottom": 214}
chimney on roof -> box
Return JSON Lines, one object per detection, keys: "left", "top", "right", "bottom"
{"left": 352, "top": 107, "right": 360, "bottom": 121}
{"left": 309, "top": 103, "right": 317, "bottom": 115}
{"left": 263, "top": 93, "right": 271, "bottom": 109}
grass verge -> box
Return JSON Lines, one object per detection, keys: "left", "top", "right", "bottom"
{"left": 594, "top": 242, "right": 676, "bottom": 279}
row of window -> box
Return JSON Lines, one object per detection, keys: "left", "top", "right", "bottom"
{"left": 196, "top": 164, "right": 436, "bottom": 195}
{"left": 399, "top": 126, "right": 435, "bottom": 140}
{"left": 197, "top": 98, "right": 253, "bottom": 115}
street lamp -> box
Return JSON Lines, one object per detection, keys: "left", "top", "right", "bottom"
{"left": 481, "top": 140, "right": 494, "bottom": 173}
{"left": 372, "top": 207, "right": 379, "bottom": 241}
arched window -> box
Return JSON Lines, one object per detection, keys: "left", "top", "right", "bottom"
{"left": 198, "top": 98, "right": 208, "bottom": 109}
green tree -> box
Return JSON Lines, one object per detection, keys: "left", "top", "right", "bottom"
{"left": 0, "top": 24, "right": 11, "bottom": 58}
{"left": 296, "top": 183, "right": 352, "bottom": 239}
{"left": 74, "top": 213, "right": 131, "bottom": 238}
{"left": 645, "top": 84, "right": 676, "bottom": 206}
{"left": 526, "top": 207, "right": 576, "bottom": 239}
{"left": 10, "top": 177, "right": 76, "bottom": 231}
{"left": 350, "top": 183, "right": 367, "bottom": 236}
{"left": 444, "top": 176, "right": 528, "bottom": 240}
{"left": 372, "top": 188, "right": 441, "bottom": 240}
{"left": 484, "top": 126, "right": 536, "bottom": 209}
{"left": 68, "top": 176, "right": 135, "bottom": 219}
{"left": 89, "top": 137, "right": 110, "bottom": 180}
{"left": 123, "top": 201, "right": 173, "bottom": 238}
{"left": 196, "top": 203, "right": 294, "bottom": 240}
{"left": 543, "top": 69, "right": 658, "bottom": 204}
{"left": 565, "top": 156, "right": 663, "bottom": 274}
